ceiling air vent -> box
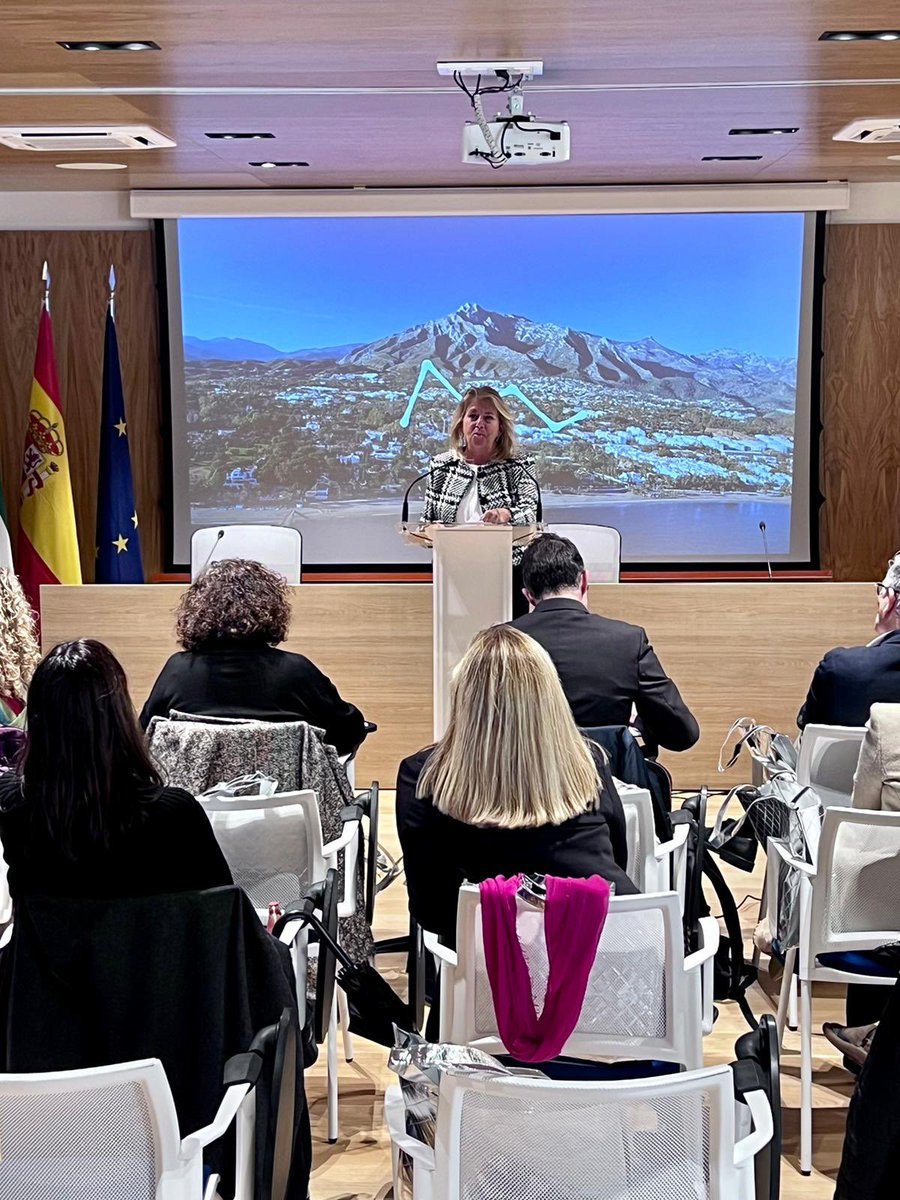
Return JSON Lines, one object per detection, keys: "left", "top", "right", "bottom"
{"left": 833, "top": 118, "right": 900, "bottom": 143}
{"left": 0, "top": 125, "right": 176, "bottom": 152}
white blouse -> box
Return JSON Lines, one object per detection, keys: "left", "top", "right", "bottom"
{"left": 456, "top": 465, "right": 483, "bottom": 524}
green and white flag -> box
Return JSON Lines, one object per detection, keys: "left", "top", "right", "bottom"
{"left": 0, "top": 482, "right": 13, "bottom": 572}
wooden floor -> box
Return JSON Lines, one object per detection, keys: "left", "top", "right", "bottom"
{"left": 305, "top": 791, "right": 854, "bottom": 1199}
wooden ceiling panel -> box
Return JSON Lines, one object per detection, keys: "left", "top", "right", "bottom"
{"left": 0, "top": 2, "right": 899, "bottom": 190}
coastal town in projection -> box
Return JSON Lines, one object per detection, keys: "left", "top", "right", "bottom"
{"left": 184, "top": 301, "right": 795, "bottom": 509}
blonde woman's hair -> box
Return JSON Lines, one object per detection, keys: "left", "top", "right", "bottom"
{"left": 0, "top": 568, "right": 40, "bottom": 701}
{"left": 417, "top": 624, "right": 600, "bottom": 828}
{"left": 449, "top": 386, "right": 519, "bottom": 461}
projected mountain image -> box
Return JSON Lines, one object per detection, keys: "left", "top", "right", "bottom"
{"left": 184, "top": 301, "right": 795, "bottom": 516}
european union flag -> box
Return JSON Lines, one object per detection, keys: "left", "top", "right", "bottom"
{"left": 96, "top": 307, "right": 143, "bottom": 583}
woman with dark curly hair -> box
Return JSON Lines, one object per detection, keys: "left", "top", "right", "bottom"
{"left": 139, "top": 558, "right": 367, "bottom": 754}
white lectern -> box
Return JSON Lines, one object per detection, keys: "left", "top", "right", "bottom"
{"left": 405, "top": 523, "right": 537, "bottom": 738}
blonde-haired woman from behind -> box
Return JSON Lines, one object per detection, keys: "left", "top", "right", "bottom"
{"left": 0, "top": 569, "right": 40, "bottom": 727}
{"left": 396, "top": 623, "right": 638, "bottom": 946}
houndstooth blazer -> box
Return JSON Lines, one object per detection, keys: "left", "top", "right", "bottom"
{"left": 420, "top": 451, "right": 539, "bottom": 563}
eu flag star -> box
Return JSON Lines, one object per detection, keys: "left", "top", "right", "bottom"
{"left": 114, "top": 419, "right": 127, "bottom": 437}
{"left": 131, "top": 510, "right": 139, "bottom": 528}
{"left": 113, "top": 534, "right": 129, "bottom": 554}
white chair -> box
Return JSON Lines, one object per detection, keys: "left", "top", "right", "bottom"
{"left": 0, "top": 1057, "right": 257, "bottom": 1200}
{"left": 190, "top": 524, "right": 302, "bottom": 583}
{"left": 427, "top": 886, "right": 718, "bottom": 1069}
{"left": 385, "top": 1062, "right": 773, "bottom": 1200}
{"left": 543, "top": 521, "right": 621, "bottom": 582}
{"left": 200, "top": 788, "right": 360, "bottom": 1144}
{"left": 770, "top": 806, "right": 900, "bottom": 1174}
{"left": 796, "top": 723, "right": 866, "bottom": 808}
{"left": 617, "top": 780, "right": 689, "bottom": 900}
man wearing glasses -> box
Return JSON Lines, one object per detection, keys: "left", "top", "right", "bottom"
{"left": 798, "top": 553, "right": 900, "bottom": 728}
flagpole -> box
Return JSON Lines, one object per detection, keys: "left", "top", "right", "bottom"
{"left": 41, "top": 260, "right": 50, "bottom": 315}
{"left": 108, "top": 263, "right": 116, "bottom": 320}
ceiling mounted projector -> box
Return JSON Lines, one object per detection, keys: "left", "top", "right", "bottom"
{"left": 463, "top": 117, "right": 570, "bottom": 165}
{"left": 438, "top": 61, "right": 570, "bottom": 168}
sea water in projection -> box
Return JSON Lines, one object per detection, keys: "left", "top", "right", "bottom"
{"left": 167, "top": 212, "right": 813, "bottom": 566}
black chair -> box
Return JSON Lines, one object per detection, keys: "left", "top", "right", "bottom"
{"left": 734, "top": 1014, "right": 782, "bottom": 1200}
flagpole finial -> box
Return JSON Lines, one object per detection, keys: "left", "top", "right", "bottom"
{"left": 108, "top": 263, "right": 116, "bottom": 319}
{"left": 41, "top": 260, "right": 50, "bottom": 313}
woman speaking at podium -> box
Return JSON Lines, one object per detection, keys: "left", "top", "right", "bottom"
{"left": 421, "top": 385, "right": 539, "bottom": 617}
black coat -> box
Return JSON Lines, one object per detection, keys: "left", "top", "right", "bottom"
{"left": 511, "top": 598, "right": 699, "bottom": 752}
{"left": 396, "top": 741, "right": 638, "bottom": 945}
{"left": 0, "top": 887, "right": 311, "bottom": 1199}
{"left": 139, "top": 641, "right": 367, "bottom": 756}
{"left": 798, "top": 631, "right": 900, "bottom": 729}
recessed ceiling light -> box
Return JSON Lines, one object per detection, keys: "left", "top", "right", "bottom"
{"left": 206, "top": 132, "right": 274, "bottom": 140}
{"left": 57, "top": 40, "right": 160, "bottom": 52}
{"left": 729, "top": 127, "right": 799, "bottom": 136}
{"left": 820, "top": 30, "right": 900, "bottom": 41}
{"left": 55, "top": 161, "right": 128, "bottom": 170}
{"left": 250, "top": 161, "right": 309, "bottom": 168}
{"left": 701, "top": 155, "right": 762, "bottom": 162}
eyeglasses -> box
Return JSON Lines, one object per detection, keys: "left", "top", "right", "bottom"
{"left": 876, "top": 583, "right": 896, "bottom": 597}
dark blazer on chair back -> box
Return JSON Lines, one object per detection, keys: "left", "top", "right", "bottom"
{"left": 798, "top": 630, "right": 900, "bottom": 729}
{"left": 510, "top": 598, "right": 699, "bottom": 752}
{"left": 0, "top": 886, "right": 311, "bottom": 1199}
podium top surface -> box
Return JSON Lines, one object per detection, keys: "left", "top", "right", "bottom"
{"left": 401, "top": 522, "right": 539, "bottom": 548}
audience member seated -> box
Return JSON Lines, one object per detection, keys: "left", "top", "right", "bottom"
{"left": 0, "top": 639, "right": 232, "bottom": 900}
{"left": 396, "top": 624, "right": 638, "bottom": 946}
{"left": 0, "top": 568, "right": 39, "bottom": 726}
{"left": 798, "top": 551, "right": 900, "bottom": 729}
{"left": 140, "top": 557, "right": 367, "bottom": 755}
{"left": 511, "top": 533, "right": 699, "bottom": 752}
{"left": 851, "top": 702, "right": 900, "bottom": 812}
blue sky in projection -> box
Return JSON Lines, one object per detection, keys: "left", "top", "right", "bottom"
{"left": 177, "top": 211, "right": 805, "bottom": 358}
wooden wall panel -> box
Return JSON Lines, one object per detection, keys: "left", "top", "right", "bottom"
{"left": 41, "top": 581, "right": 874, "bottom": 789}
{"left": 0, "top": 230, "right": 163, "bottom": 578}
{"left": 821, "top": 224, "right": 900, "bottom": 581}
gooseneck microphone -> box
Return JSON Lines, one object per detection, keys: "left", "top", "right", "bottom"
{"left": 758, "top": 520, "right": 773, "bottom": 581}
{"left": 516, "top": 460, "right": 543, "bottom": 524}
{"left": 198, "top": 528, "right": 225, "bottom": 577}
{"left": 401, "top": 471, "right": 431, "bottom": 527}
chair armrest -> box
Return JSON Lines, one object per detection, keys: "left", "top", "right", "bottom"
{"left": 384, "top": 1083, "right": 436, "bottom": 1169}
{"left": 767, "top": 837, "right": 815, "bottom": 876}
{"left": 180, "top": 1082, "right": 251, "bottom": 1158}
{"left": 322, "top": 809, "right": 362, "bottom": 919}
{"left": 321, "top": 811, "right": 362, "bottom": 860}
{"left": 685, "top": 915, "right": 720, "bottom": 1036}
{"left": 423, "top": 928, "right": 458, "bottom": 967}
{"left": 684, "top": 915, "right": 720, "bottom": 973}
{"left": 733, "top": 1089, "right": 774, "bottom": 1165}
{"left": 654, "top": 821, "right": 689, "bottom": 861}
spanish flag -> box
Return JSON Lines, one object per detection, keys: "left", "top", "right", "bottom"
{"left": 18, "top": 305, "right": 81, "bottom": 617}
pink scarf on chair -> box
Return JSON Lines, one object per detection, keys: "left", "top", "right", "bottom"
{"left": 479, "top": 874, "right": 611, "bottom": 1062}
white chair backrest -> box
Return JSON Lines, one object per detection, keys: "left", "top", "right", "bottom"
{"left": 200, "top": 789, "right": 323, "bottom": 910}
{"left": 542, "top": 522, "right": 621, "bottom": 583}
{"left": 796, "top": 724, "right": 866, "bottom": 808}
{"left": 190, "top": 524, "right": 302, "bottom": 584}
{"left": 435, "top": 1065, "right": 740, "bottom": 1200}
{"left": 617, "top": 782, "right": 659, "bottom": 892}
{"left": 809, "top": 806, "right": 900, "bottom": 961}
{"left": 445, "top": 886, "right": 699, "bottom": 1067}
{"left": 0, "top": 1059, "right": 185, "bottom": 1200}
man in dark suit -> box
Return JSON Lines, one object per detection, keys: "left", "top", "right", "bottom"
{"left": 510, "top": 533, "right": 699, "bottom": 752}
{"left": 798, "top": 553, "right": 900, "bottom": 729}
